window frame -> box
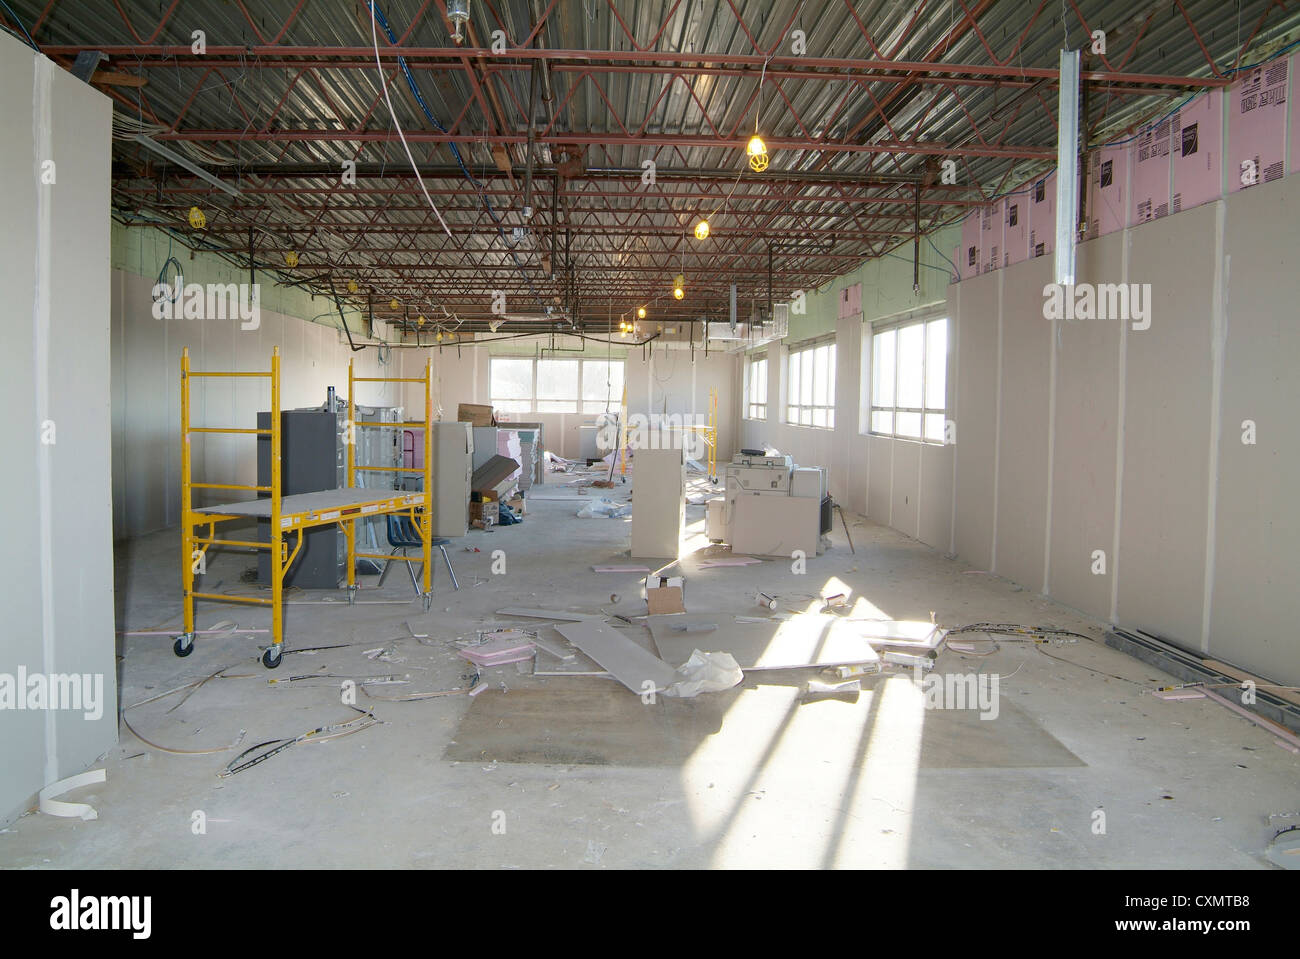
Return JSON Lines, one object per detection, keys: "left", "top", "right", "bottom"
{"left": 784, "top": 337, "right": 836, "bottom": 430}
{"left": 867, "top": 315, "right": 949, "bottom": 444}
{"left": 744, "top": 353, "right": 768, "bottom": 421}
{"left": 489, "top": 356, "right": 625, "bottom": 415}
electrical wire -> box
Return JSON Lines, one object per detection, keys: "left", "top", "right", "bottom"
{"left": 367, "top": 2, "right": 451, "bottom": 238}
{"left": 0, "top": 0, "right": 38, "bottom": 51}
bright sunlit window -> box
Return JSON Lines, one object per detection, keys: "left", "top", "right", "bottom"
{"left": 869, "top": 317, "right": 948, "bottom": 442}
{"left": 490, "top": 357, "right": 624, "bottom": 414}
{"left": 785, "top": 339, "right": 836, "bottom": 429}
{"left": 744, "top": 354, "right": 768, "bottom": 420}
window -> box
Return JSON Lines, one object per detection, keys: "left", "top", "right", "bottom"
{"left": 489, "top": 357, "right": 624, "bottom": 415}
{"left": 744, "top": 354, "right": 768, "bottom": 420}
{"left": 869, "top": 317, "right": 948, "bottom": 442}
{"left": 785, "top": 340, "right": 836, "bottom": 429}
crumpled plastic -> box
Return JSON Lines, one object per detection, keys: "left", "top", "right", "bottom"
{"left": 576, "top": 497, "right": 631, "bottom": 519}
{"left": 664, "top": 649, "right": 744, "bottom": 698}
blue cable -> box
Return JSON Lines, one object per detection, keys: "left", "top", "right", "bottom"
{"left": 370, "top": 3, "right": 546, "bottom": 311}
{"left": 0, "top": 0, "right": 38, "bottom": 51}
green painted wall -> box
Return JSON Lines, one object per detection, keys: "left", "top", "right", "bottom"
{"left": 783, "top": 222, "right": 960, "bottom": 343}
{"left": 111, "top": 220, "right": 365, "bottom": 332}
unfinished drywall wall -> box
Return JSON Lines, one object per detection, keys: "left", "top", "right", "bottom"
{"left": 1115, "top": 202, "right": 1219, "bottom": 644}
{"left": 1208, "top": 178, "right": 1300, "bottom": 681}
{"left": 952, "top": 277, "right": 1000, "bottom": 571}
{"left": 950, "top": 183, "right": 1298, "bottom": 685}
{"left": 1048, "top": 234, "right": 1122, "bottom": 616}
{"left": 1, "top": 39, "right": 117, "bottom": 824}
{"left": 111, "top": 265, "right": 404, "bottom": 539}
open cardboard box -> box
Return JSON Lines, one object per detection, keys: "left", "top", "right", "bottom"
{"left": 645, "top": 575, "right": 685, "bottom": 615}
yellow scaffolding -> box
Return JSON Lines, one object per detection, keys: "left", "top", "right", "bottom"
{"left": 176, "top": 349, "right": 436, "bottom": 668}
{"left": 657, "top": 387, "right": 719, "bottom": 481}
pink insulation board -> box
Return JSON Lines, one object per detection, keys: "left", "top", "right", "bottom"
{"left": 959, "top": 211, "right": 980, "bottom": 280}
{"left": 979, "top": 202, "right": 1002, "bottom": 274}
{"left": 1027, "top": 172, "right": 1055, "bottom": 260}
{"left": 1002, "top": 193, "right": 1028, "bottom": 267}
{"left": 1171, "top": 89, "right": 1223, "bottom": 213}
{"left": 1229, "top": 57, "right": 1289, "bottom": 193}
{"left": 1086, "top": 144, "right": 1128, "bottom": 238}
{"left": 1130, "top": 116, "right": 1172, "bottom": 225}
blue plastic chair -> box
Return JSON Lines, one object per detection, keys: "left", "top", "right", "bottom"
{"left": 377, "top": 514, "right": 458, "bottom": 594}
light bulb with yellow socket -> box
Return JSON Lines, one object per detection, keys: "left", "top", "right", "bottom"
{"left": 747, "top": 134, "right": 769, "bottom": 172}
{"left": 673, "top": 273, "right": 685, "bottom": 300}
{"left": 637, "top": 306, "right": 646, "bottom": 319}
{"left": 284, "top": 251, "right": 299, "bottom": 268}
{"left": 187, "top": 206, "right": 206, "bottom": 229}
{"left": 693, "top": 218, "right": 710, "bottom": 241}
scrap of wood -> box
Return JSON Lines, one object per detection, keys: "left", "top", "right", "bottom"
{"left": 92, "top": 70, "right": 147, "bottom": 87}
{"left": 1202, "top": 658, "right": 1300, "bottom": 709}
{"left": 697, "top": 557, "right": 762, "bottom": 568}
{"left": 1152, "top": 689, "right": 1207, "bottom": 700}
{"left": 1201, "top": 687, "right": 1300, "bottom": 751}
{"left": 555, "top": 621, "right": 678, "bottom": 694}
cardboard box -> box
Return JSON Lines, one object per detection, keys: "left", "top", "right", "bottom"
{"left": 469, "top": 500, "right": 497, "bottom": 528}
{"left": 457, "top": 403, "right": 496, "bottom": 427}
{"left": 471, "top": 454, "right": 521, "bottom": 498}
{"left": 645, "top": 575, "right": 686, "bottom": 615}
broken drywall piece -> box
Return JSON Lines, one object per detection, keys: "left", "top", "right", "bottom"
{"left": 555, "top": 621, "right": 678, "bottom": 694}
{"left": 592, "top": 565, "right": 651, "bottom": 573}
{"left": 39, "top": 768, "right": 107, "bottom": 821}
{"left": 497, "top": 607, "right": 604, "bottom": 622}
{"left": 528, "top": 630, "right": 577, "bottom": 662}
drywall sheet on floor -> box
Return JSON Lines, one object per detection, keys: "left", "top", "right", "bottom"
{"left": 979, "top": 203, "right": 1002, "bottom": 274}
{"left": 1209, "top": 179, "right": 1300, "bottom": 686}
{"left": 442, "top": 681, "right": 1082, "bottom": 769}
{"left": 1048, "top": 235, "right": 1122, "bottom": 619}
{"left": 555, "top": 621, "right": 678, "bottom": 693}
{"left": 1228, "top": 57, "right": 1288, "bottom": 193}
{"left": 952, "top": 277, "right": 999, "bottom": 570}
{"left": 994, "top": 255, "right": 1052, "bottom": 590}
{"left": 1171, "top": 89, "right": 1223, "bottom": 214}
{"left": 1117, "top": 203, "right": 1218, "bottom": 647}
{"left": 1130, "top": 118, "right": 1172, "bottom": 224}
{"left": 1002, "top": 195, "right": 1028, "bottom": 267}
{"left": 1087, "top": 144, "right": 1129, "bottom": 238}
{"left": 1027, "top": 173, "right": 1055, "bottom": 258}
{"left": 648, "top": 614, "right": 882, "bottom": 671}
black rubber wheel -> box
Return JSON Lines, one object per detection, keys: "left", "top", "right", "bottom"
{"left": 262, "top": 647, "right": 282, "bottom": 669}
{"left": 173, "top": 637, "right": 194, "bottom": 657}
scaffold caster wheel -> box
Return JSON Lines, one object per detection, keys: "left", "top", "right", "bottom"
{"left": 422, "top": 593, "right": 432, "bottom": 612}
{"left": 262, "top": 646, "right": 283, "bottom": 669}
{"left": 347, "top": 584, "right": 359, "bottom": 606}
{"left": 173, "top": 635, "right": 195, "bottom": 657}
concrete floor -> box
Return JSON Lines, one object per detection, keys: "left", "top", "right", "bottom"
{"left": 2, "top": 474, "right": 1295, "bottom": 869}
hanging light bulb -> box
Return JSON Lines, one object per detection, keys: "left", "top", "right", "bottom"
{"left": 673, "top": 274, "right": 685, "bottom": 300}
{"left": 446, "top": 0, "right": 470, "bottom": 45}
{"left": 346, "top": 279, "right": 359, "bottom": 294}
{"left": 390, "top": 298, "right": 400, "bottom": 311}
{"left": 693, "top": 218, "right": 710, "bottom": 241}
{"left": 436, "top": 330, "right": 443, "bottom": 343}
{"left": 747, "top": 134, "right": 769, "bottom": 172}
{"left": 417, "top": 314, "right": 426, "bottom": 326}
{"left": 284, "top": 251, "right": 299, "bottom": 268}
{"left": 637, "top": 306, "right": 646, "bottom": 320}
{"left": 187, "top": 206, "right": 206, "bottom": 229}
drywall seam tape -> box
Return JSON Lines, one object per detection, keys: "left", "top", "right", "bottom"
{"left": 38, "top": 768, "right": 106, "bottom": 821}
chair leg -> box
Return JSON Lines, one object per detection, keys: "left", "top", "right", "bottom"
{"left": 400, "top": 547, "right": 421, "bottom": 595}
{"left": 377, "top": 545, "right": 400, "bottom": 588}
{"left": 440, "top": 545, "right": 459, "bottom": 590}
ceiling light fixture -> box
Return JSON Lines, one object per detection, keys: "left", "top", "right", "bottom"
{"left": 693, "top": 218, "right": 710, "bottom": 241}
{"left": 747, "top": 135, "right": 769, "bottom": 173}
{"left": 447, "top": 0, "right": 470, "bottom": 45}
{"left": 673, "top": 273, "right": 685, "bottom": 300}
{"left": 637, "top": 306, "right": 646, "bottom": 319}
